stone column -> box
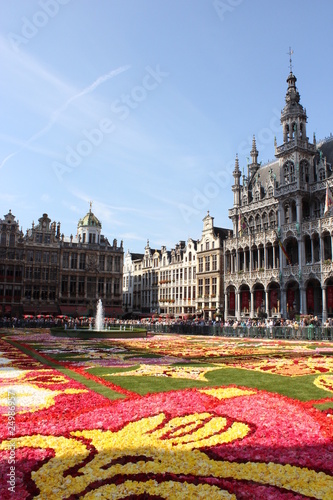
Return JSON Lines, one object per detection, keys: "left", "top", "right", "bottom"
{"left": 300, "top": 286, "right": 306, "bottom": 316}
{"left": 224, "top": 292, "right": 228, "bottom": 321}
{"left": 250, "top": 290, "right": 254, "bottom": 318}
{"left": 281, "top": 287, "right": 287, "bottom": 318}
{"left": 250, "top": 247, "right": 253, "bottom": 273}
{"left": 265, "top": 289, "right": 269, "bottom": 317}
{"left": 236, "top": 291, "right": 241, "bottom": 321}
{"left": 273, "top": 245, "right": 276, "bottom": 269}
{"left": 257, "top": 248, "right": 260, "bottom": 269}
{"left": 322, "top": 286, "right": 327, "bottom": 323}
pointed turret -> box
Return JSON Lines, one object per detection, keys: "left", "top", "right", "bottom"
{"left": 280, "top": 71, "right": 308, "bottom": 145}
{"left": 250, "top": 135, "right": 258, "bottom": 164}
{"left": 232, "top": 155, "right": 242, "bottom": 207}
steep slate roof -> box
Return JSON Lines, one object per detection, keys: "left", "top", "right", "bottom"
{"left": 214, "top": 227, "right": 230, "bottom": 240}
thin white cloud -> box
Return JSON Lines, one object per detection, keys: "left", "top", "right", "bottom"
{"left": 0, "top": 60, "right": 130, "bottom": 169}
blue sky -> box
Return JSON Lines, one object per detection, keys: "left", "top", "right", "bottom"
{"left": 0, "top": 0, "right": 333, "bottom": 253}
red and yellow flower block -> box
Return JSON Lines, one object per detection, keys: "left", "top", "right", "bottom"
{"left": 1, "top": 335, "right": 333, "bottom": 498}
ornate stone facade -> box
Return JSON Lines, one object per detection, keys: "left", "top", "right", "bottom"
{"left": 0, "top": 208, "right": 124, "bottom": 318}
{"left": 224, "top": 69, "right": 333, "bottom": 322}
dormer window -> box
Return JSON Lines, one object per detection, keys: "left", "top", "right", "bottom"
{"left": 319, "top": 169, "right": 325, "bottom": 181}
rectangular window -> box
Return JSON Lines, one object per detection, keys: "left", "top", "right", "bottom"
{"left": 50, "top": 269, "right": 57, "bottom": 281}
{"left": 25, "top": 267, "right": 33, "bottom": 279}
{"left": 61, "top": 277, "right": 68, "bottom": 294}
{"left": 33, "top": 287, "right": 40, "bottom": 300}
{"left": 49, "top": 287, "right": 56, "bottom": 301}
{"left": 35, "top": 233, "right": 43, "bottom": 244}
{"left": 51, "top": 252, "right": 58, "bottom": 264}
{"left": 44, "top": 234, "right": 51, "bottom": 244}
{"left": 114, "top": 256, "right": 121, "bottom": 272}
{"left": 35, "top": 251, "right": 42, "bottom": 263}
{"left": 15, "top": 267, "right": 23, "bottom": 279}
{"left": 41, "top": 287, "right": 48, "bottom": 300}
{"left": 205, "top": 256, "right": 210, "bottom": 272}
{"left": 42, "top": 268, "right": 49, "bottom": 281}
{"left": 113, "top": 278, "right": 120, "bottom": 295}
{"left": 99, "top": 255, "right": 105, "bottom": 271}
{"left": 25, "top": 286, "right": 32, "bottom": 300}
{"left": 34, "top": 267, "right": 41, "bottom": 280}
{"left": 199, "top": 257, "right": 203, "bottom": 273}
{"left": 6, "top": 266, "right": 14, "bottom": 279}
{"left": 62, "top": 252, "right": 69, "bottom": 268}
{"left": 212, "top": 277, "right": 217, "bottom": 296}
{"left": 27, "top": 250, "right": 34, "bottom": 262}
{"left": 70, "top": 277, "right": 76, "bottom": 296}
{"left": 206, "top": 241, "right": 209, "bottom": 250}
{"left": 107, "top": 256, "right": 113, "bottom": 271}
{"left": 78, "top": 277, "right": 85, "bottom": 296}
{"left": 79, "top": 253, "right": 85, "bottom": 270}
{"left": 87, "top": 277, "right": 96, "bottom": 298}
{"left": 98, "top": 278, "right": 104, "bottom": 296}
{"left": 198, "top": 279, "right": 203, "bottom": 297}
{"left": 105, "top": 280, "right": 112, "bottom": 296}
{"left": 43, "top": 252, "right": 50, "bottom": 264}
{"left": 71, "top": 253, "right": 77, "bottom": 269}
{"left": 212, "top": 254, "right": 217, "bottom": 271}
{"left": 205, "top": 278, "right": 210, "bottom": 297}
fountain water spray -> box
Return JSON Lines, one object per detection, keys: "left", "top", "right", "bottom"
{"left": 95, "top": 298, "right": 105, "bottom": 331}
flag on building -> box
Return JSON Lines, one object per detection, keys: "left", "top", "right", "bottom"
{"left": 275, "top": 230, "right": 292, "bottom": 266}
{"left": 324, "top": 183, "right": 333, "bottom": 215}
{"left": 238, "top": 213, "right": 247, "bottom": 237}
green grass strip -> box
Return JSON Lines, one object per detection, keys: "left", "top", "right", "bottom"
{"left": 104, "top": 375, "right": 209, "bottom": 395}
{"left": 314, "top": 402, "right": 333, "bottom": 411}
{"left": 5, "top": 339, "right": 126, "bottom": 401}
{"left": 205, "top": 368, "right": 330, "bottom": 401}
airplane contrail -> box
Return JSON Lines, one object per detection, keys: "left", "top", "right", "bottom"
{"left": 0, "top": 65, "right": 130, "bottom": 169}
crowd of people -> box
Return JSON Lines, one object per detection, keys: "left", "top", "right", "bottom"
{"left": 0, "top": 314, "right": 332, "bottom": 341}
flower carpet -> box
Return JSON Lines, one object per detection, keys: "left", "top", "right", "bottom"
{"left": 1, "top": 330, "right": 333, "bottom": 499}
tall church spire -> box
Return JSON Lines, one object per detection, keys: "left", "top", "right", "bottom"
{"left": 280, "top": 61, "right": 308, "bottom": 145}
{"left": 250, "top": 135, "right": 258, "bottom": 164}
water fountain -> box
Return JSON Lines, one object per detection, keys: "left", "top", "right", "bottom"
{"left": 95, "top": 298, "right": 105, "bottom": 331}
{"left": 51, "top": 299, "right": 147, "bottom": 338}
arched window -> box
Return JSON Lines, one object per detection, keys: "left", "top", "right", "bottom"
{"left": 269, "top": 210, "right": 276, "bottom": 228}
{"left": 300, "top": 160, "right": 309, "bottom": 183}
{"left": 249, "top": 216, "right": 255, "bottom": 234}
{"left": 262, "top": 212, "right": 268, "bottom": 230}
{"left": 283, "top": 161, "right": 295, "bottom": 184}
{"left": 284, "top": 204, "right": 290, "bottom": 224}
{"left": 255, "top": 214, "right": 261, "bottom": 232}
